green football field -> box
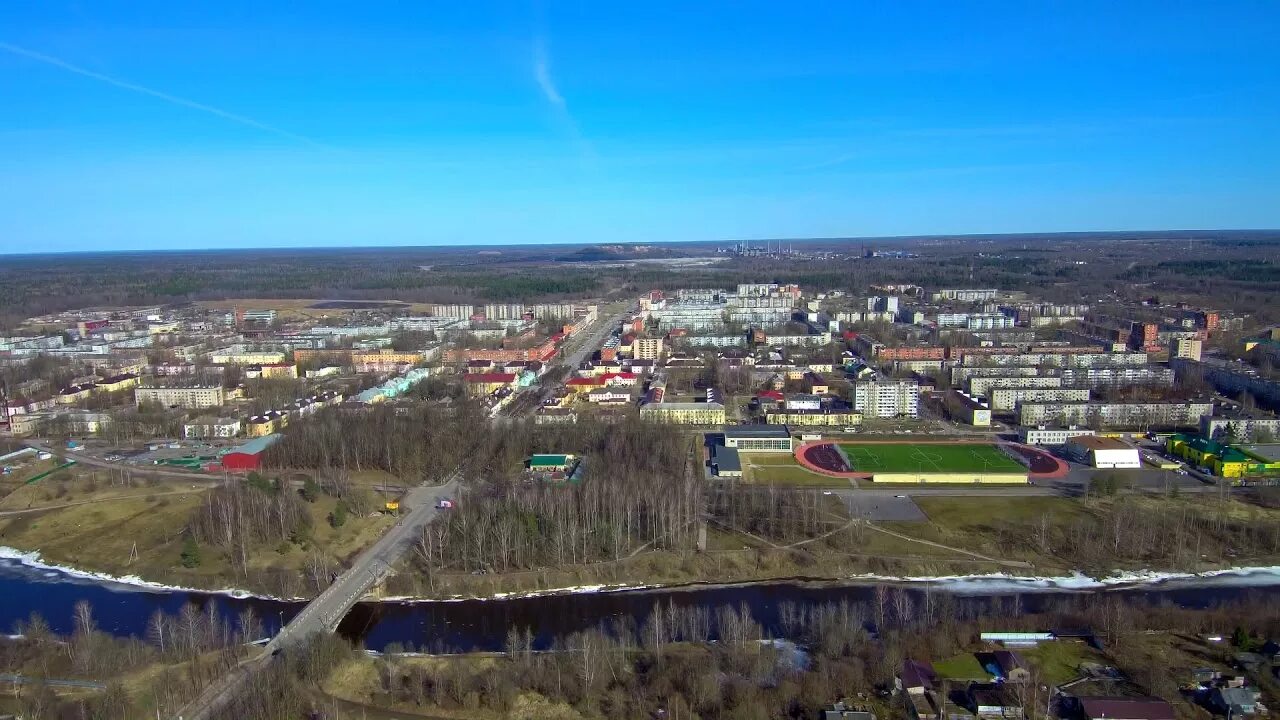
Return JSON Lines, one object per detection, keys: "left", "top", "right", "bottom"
{"left": 836, "top": 443, "right": 1025, "bottom": 474}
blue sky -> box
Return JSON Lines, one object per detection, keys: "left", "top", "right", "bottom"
{"left": 2, "top": 1, "right": 1278, "bottom": 253}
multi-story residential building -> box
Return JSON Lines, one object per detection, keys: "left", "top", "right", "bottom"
{"left": 950, "top": 365, "right": 1043, "bottom": 386}
{"left": 135, "top": 385, "right": 226, "bottom": 409}
{"left": 1201, "top": 415, "right": 1280, "bottom": 442}
{"left": 682, "top": 335, "right": 746, "bottom": 349}
{"left": 935, "top": 313, "right": 969, "bottom": 328}
{"left": 483, "top": 303, "right": 526, "bottom": 320}
{"left": 1173, "top": 358, "right": 1280, "bottom": 410}
{"left": 1058, "top": 366, "right": 1175, "bottom": 387}
{"left": 727, "top": 307, "right": 793, "bottom": 326}
{"left": 651, "top": 302, "right": 725, "bottom": 332}
{"left": 876, "top": 345, "right": 947, "bottom": 362}
{"left": 1174, "top": 337, "right": 1203, "bottom": 361}
{"left": 930, "top": 288, "right": 998, "bottom": 302}
{"left": 852, "top": 380, "right": 920, "bottom": 418}
{"left": 962, "top": 351, "right": 1149, "bottom": 368}
{"left": 183, "top": 417, "right": 242, "bottom": 439}
{"left": 1017, "top": 400, "right": 1213, "bottom": 429}
{"left": 967, "top": 375, "right": 1063, "bottom": 398}
{"left": 762, "top": 333, "right": 833, "bottom": 347}
{"left": 634, "top": 337, "right": 665, "bottom": 360}
{"left": 390, "top": 316, "right": 462, "bottom": 333}
{"left": 988, "top": 387, "right": 1090, "bottom": 412}
{"left": 529, "top": 303, "right": 578, "bottom": 320}
{"left": 431, "top": 304, "right": 475, "bottom": 319}
{"left": 209, "top": 347, "right": 287, "bottom": 365}
{"left": 966, "top": 313, "right": 1015, "bottom": 330}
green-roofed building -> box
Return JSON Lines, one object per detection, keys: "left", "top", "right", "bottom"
{"left": 529, "top": 454, "right": 574, "bottom": 472}
{"left": 1167, "top": 434, "right": 1280, "bottom": 480}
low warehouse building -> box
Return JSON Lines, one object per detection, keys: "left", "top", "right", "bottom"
{"left": 724, "top": 425, "right": 793, "bottom": 453}
{"left": 1065, "top": 435, "right": 1141, "bottom": 469}
{"left": 219, "top": 434, "right": 281, "bottom": 472}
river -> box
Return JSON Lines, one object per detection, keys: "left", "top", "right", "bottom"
{"left": 5, "top": 557, "right": 1280, "bottom": 653}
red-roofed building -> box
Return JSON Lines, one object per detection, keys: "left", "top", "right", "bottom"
{"left": 756, "top": 390, "right": 785, "bottom": 405}
{"left": 464, "top": 372, "right": 518, "bottom": 396}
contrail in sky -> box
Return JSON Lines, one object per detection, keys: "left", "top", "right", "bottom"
{"left": 0, "top": 41, "right": 322, "bottom": 146}
{"left": 532, "top": 33, "right": 595, "bottom": 165}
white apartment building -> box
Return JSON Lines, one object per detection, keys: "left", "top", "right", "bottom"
{"left": 1017, "top": 401, "right": 1213, "bottom": 429}
{"left": 183, "top": 417, "right": 242, "bottom": 439}
{"left": 135, "top": 385, "right": 226, "bottom": 410}
{"left": 967, "top": 374, "right": 1063, "bottom": 397}
{"left": 431, "top": 304, "right": 474, "bottom": 319}
{"left": 483, "top": 304, "right": 526, "bottom": 320}
{"left": 852, "top": 379, "right": 920, "bottom": 419}
{"left": 1058, "top": 366, "right": 1175, "bottom": 387}
{"left": 988, "top": 387, "right": 1090, "bottom": 412}
{"left": 930, "top": 288, "right": 998, "bottom": 302}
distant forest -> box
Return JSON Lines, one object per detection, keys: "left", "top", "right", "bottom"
{"left": 3, "top": 232, "right": 1278, "bottom": 327}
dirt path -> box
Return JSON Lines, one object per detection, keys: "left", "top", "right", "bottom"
{"left": 0, "top": 489, "right": 204, "bottom": 516}
{"left": 864, "top": 522, "right": 1033, "bottom": 568}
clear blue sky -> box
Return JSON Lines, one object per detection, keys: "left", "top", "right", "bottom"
{"left": 2, "top": 1, "right": 1278, "bottom": 253}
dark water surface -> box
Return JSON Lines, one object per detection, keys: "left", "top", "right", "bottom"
{"left": 4, "top": 558, "right": 1280, "bottom": 653}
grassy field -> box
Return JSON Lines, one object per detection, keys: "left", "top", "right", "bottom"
{"left": 0, "top": 472, "right": 396, "bottom": 596}
{"left": 838, "top": 442, "right": 1025, "bottom": 474}
{"left": 1021, "top": 641, "right": 1103, "bottom": 685}
{"left": 740, "top": 453, "right": 850, "bottom": 486}
{"left": 933, "top": 652, "right": 990, "bottom": 680}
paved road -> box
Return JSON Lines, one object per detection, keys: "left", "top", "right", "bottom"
{"left": 174, "top": 477, "right": 457, "bottom": 720}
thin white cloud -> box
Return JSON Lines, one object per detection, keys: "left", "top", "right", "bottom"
{"left": 0, "top": 41, "right": 323, "bottom": 147}
{"left": 533, "top": 35, "right": 565, "bottom": 107}
{"left": 531, "top": 33, "right": 595, "bottom": 165}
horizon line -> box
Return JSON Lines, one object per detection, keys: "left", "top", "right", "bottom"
{"left": 2, "top": 228, "right": 1278, "bottom": 258}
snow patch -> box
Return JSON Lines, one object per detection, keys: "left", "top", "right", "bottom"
{"left": 0, "top": 545, "right": 300, "bottom": 601}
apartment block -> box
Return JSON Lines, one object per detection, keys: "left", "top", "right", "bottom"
{"left": 988, "top": 386, "right": 1090, "bottom": 412}
{"left": 135, "top": 385, "right": 226, "bottom": 409}
{"left": 1017, "top": 400, "right": 1213, "bottom": 429}
{"left": 852, "top": 379, "right": 920, "bottom": 419}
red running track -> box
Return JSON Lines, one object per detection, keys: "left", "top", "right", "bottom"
{"left": 794, "top": 439, "right": 1068, "bottom": 480}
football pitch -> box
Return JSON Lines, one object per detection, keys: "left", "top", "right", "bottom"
{"left": 837, "top": 443, "right": 1025, "bottom": 474}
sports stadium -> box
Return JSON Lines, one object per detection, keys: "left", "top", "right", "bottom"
{"left": 796, "top": 439, "right": 1065, "bottom": 484}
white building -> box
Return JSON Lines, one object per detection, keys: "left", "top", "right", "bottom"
{"left": 431, "top": 304, "right": 474, "bottom": 319}
{"left": 988, "top": 387, "right": 1090, "bottom": 412}
{"left": 852, "top": 380, "right": 920, "bottom": 419}
{"left": 183, "top": 417, "right": 242, "bottom": 439}
{"left": 1018, "top": 400, "right": 1213, "bottom": 428}
{"left": 136, "top": 385, "right": 226, "bottom": 410}
{"left": 1018, "top": 427, "right": 1096, "bottom": 446}
{"left": 1065, "top": 436, "right": 1142, "bottom": 468}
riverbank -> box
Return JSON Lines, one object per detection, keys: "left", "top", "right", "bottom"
{"left": 9, "top": 540, "right": 1280, "bottom": 607}
{"left": 7, "top": 486, "right": 1280, "bottom": 604}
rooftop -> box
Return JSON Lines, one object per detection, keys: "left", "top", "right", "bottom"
{"left": 464, "top": 372, "right": 517, "bottom": 383}
{"left": 1068, "top": 435, "right": 1132, "bottom": 450}
{"left": 1079, "top": 697, "right": 1176, "bottom": 720}
{"left": 224, "top": 434, "right": 281, "bottom": 457}
{"left": 710, "top": 444, "right": 741, "bottom": 472}
{"left": 725, "top": 424, "right": 791, "bottom": 439}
